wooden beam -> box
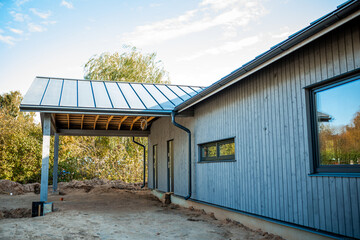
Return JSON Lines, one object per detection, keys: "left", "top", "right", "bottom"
{"left": 130, "top": 116, "right": 141, "bottom": 131}
{"left": 81, "top": 114, "right": 84, "bottom": 130}
{"left": 67, "top": 114, "right": 70, "bottom": 129}
{"left": 146, "top": 116, "right": 155, "bottom": 122}
{"left": 94, "top": 115, "right": 99, "bottom": 130}
{"left": 118, "top": 116, "right": 128, "bottom": 130}
{"left": 57, "top": 129, "right": 150, "bottom": 137}
{"left": 106, "top": 116, "right": 114, "bottom": 130}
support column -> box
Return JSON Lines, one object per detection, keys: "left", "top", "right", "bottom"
{"left": 52, "top": 133, "right": 59, "bottom": 193}
{"left": 40, "top": 114, "right": 51, "bottom": 202}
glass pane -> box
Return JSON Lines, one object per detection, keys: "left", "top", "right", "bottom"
{"left": 201, "top": 144, "right": 217, "bottom": 158}
{"left": 316, "top": 78, "right": 360, "bottom": 166}
{"left": 219, "top": 141, "right": 235, "bottom": 156}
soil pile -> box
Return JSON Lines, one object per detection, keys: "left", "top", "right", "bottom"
{"left": 0, "top": 208, "right": 31, "bottom": 219}
{"left": 0, "top": 179, "right": 142, "bottom": 195}
{"left": 0, "top": 180, "right": 40, "bottom": 195}
{"left": 0, "top": 180, "right": 25, "bottom": 195}
{"left": 58, "top": 178, "right": 143, "bottom": 193}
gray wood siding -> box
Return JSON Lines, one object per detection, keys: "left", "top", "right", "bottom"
{"left": 148, "top": 117, "right": 193, "bottom": 197}
{"left": 148, "top": 17, "right": 360, "bottom": 238}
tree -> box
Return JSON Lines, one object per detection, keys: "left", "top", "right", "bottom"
{"left": 56, "top": 46, "right": 169, "bottom": 182}
{"left": 0, "top": 91, "right": 42, "bottom": 183}
{"left": 84, "top": 45, "right": 169, "bottom": 83}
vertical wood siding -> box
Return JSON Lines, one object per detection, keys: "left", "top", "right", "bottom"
{"left": 148, "top": 17, "right": 360, "bottom": 238}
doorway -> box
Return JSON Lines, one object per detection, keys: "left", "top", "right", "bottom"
{"left": 167, "top": 140, "right": 174, "bottom": 192}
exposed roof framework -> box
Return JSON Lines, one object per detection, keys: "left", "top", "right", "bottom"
{"left": 21, "top": 77, "right": 205, "bottom": 136}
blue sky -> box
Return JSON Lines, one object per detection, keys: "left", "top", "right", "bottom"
{"left": 318, "top": 79, "right": 360, "bottom": 127}
{"left": 0, "top": 0, "right": 345, "bottom": 95}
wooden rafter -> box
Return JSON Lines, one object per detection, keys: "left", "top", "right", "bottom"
{"left": 106, "top": 116, "right": 114, "bottom": 130}
{"left": 93, "top": 115, "right": 99, "bottom": 130}
{"left": 81, "top": 114, "right": 84, "bottom": 129}
{"left": 67, "top": 114, "right": 70, "bottom": 129}
{"left": 130, "top": 116, "right": 141, "bottom": 131}
{"left": 118, "top": 116, "right": 128, "bottom": 130}
{"left": 146, "top": 117, "right": 155, "bottom": 122}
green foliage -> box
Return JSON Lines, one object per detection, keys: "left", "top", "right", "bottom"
{"left": 0, "top": 91, "right": 42, "bottom": 183}
{"left": 319, "top": 111, "right": 360, "bottom": 165}
{"left": 84, "top": 45, "right": 169, "bottom": 84}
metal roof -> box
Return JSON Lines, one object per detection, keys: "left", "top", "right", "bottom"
{"left": 20, "top": 77, "right": 205, "bottom": 116}
{"left": 175, "top": 0, "right": 360, "bottom": 112}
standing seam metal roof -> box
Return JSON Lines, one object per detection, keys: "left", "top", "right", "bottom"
{"left": 20, "top": 77, "right": 205, "bottom": 115}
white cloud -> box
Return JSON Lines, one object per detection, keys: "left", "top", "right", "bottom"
{"left": 0, "top": 34, "right": 16, "bottom": 45}
{"left": 15, "top": 0, "right": 29, "bottom": 7}
{"left": 61, "top": 0, "right": 73, "bottom": 9}
{"left": 10, "top": 11, "right": 28, "bottom": 22}
{"left": 28, "top": 23, "right": 46, "bottom": 32}
{"left": 272, "top": 31, "right": 291, "bottom": 39}
{"left": 0, "top": 3, "right": 3, "bottom": 8}
{"left": 179, "top": 35, "right": 260, "bottom": 61}
{"left": 9, "top": 28, "right": 23, "bottom": 35}
{"left": 42, "top": 20, "right": 57, "bottom": 25}
{"left": 123, "top": 0, "right": 266, "bottom": 46}
{"left": 30, "top": 8, "right": 52, "bottom": 19}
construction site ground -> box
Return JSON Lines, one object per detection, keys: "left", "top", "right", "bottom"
{"left": 0, "top": 180, "right": 283, "bottom": 240}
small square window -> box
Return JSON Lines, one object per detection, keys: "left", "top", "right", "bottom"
{"left": 306, "top": 73, "right": 360, "bottom": 174}
{"left": 199, "top": 138, "right": 235, "bottom": 162}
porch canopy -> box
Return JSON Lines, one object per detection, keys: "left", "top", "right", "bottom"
{"left": 20, "top": 76, "right": 204, "bottom": 202}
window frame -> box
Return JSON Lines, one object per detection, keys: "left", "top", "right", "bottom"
{"left": 198, "top": 138, "right": 235, "bottom": 163}
{"left": 305, "top": 71, "right": 360, "bottom": 174}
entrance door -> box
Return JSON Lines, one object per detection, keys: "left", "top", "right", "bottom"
{"left": 153, "top": 145, "right": 158, "bottom": 189}
{"left": 167, "top": 140, "right": 174, "bottom": 192}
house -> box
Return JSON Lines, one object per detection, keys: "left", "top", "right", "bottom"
{"left": 20, "top": 1, "right": 360, "bottom": 239}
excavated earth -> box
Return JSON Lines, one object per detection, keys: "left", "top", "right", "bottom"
{"left": 0, "top": 180, "right": 284, "bottom": 240}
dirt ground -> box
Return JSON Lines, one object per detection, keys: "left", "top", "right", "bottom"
{"left": 0, "top": 184, "right": 283, "bottom": 240}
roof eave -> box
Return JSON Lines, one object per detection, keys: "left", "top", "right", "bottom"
{"left": 20, "top": 104, "right": 174, "bottom": 117}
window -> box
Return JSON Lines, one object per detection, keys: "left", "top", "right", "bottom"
{"left": 199, "top": 138, "right": 235, "bottom": 162}
{"left": 307, "top": 73, "right": 360, "bottom": 174}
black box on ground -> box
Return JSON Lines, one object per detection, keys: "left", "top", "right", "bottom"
{"left": 32, "top": 201, "right": 44, "bottom": 217}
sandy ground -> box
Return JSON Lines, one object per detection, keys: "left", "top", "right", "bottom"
{"left": 0, "top": 188, "right": 282, "bottom": 240}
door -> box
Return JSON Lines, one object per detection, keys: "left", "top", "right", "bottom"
{"left": 153, "top": 145, "right": 158, "bottom": 189}
{"left": 167, "top": 140, "right": 174, "bottom": 192}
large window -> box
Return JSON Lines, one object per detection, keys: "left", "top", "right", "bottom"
{"left": 199, "top": 138, "right": 235, "bottom": 162}
{"left": 307, "top": 73, "right": 360, "bottom": 174}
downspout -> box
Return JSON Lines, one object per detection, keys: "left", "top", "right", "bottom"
{"left": 171, "top": 111, "right": 192, "bottom": 200}
{"left": 132, "top": 137, "right": 146, "bottom": 188}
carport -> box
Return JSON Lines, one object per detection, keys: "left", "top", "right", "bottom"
{"left": 20, "top": 76, "right": 204, "bottom": 202}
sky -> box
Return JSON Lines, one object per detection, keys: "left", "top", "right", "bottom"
{"left": 318, "top": 79, "right": 360, "bottom": 127}
{"left": 0, "top": 0, "right": 346, "bottom": 96}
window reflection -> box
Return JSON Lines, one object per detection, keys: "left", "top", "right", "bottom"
{"left": 316, "top": 78, "right": 360, "bottom": 166}
{"left": 202, "top": 144, "right": 217, "bottom": 158}
{"left": 219, "top": 142, "right": 235, "bottom": 156}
